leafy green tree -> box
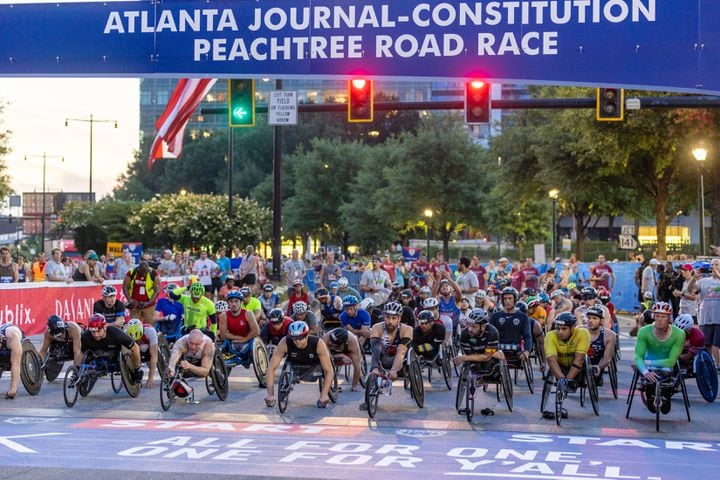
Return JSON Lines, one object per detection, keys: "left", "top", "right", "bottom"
{"left": 53, "top": 199, "right": 142, "bottom": 252}
{"left": 0, "top": 101, "right": 14, "bottom": 201}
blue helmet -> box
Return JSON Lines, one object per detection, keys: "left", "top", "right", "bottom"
{"left": 288, "top": 321, "right": 309, "bottom": 338}
{"left": 226, "top": 290, "right": 243, "bottom": 301}
{"left": 342, "top": 295, "right": 360, "bottom": 308}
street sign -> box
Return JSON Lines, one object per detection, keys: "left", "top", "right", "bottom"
{"left": 268, "top": 91, "right": 298, "bottom": 126}
{"left": 626, "top": 98, "right": 641, "bottom": 110}
{"left": 618, "top": 234, "right": 638, "bottom": 250}
{"left": 620, "top": 225, "right": 636, "bottom": 235}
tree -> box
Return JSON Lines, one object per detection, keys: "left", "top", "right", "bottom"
{"left": 54, "top": 199, "right": 142, "bottom": 252}
{"left": 0, "top": 100, "right": 13, "bottom": 201}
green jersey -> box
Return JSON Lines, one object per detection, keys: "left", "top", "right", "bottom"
{"left": 173, "top": 287, "right": 217, "bottom": 333}
{"left": 634, "top": 325, "right": 686, "bottom": 373}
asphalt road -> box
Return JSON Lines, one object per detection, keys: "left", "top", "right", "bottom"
{"left": 1, "top": 315, "right": 719, "bottom": 480}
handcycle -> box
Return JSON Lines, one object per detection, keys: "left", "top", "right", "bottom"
{"left": 0, "top": 338, "right": 43, "bottom": 395}
{"left": 364, "top": 349, "right": 424, "bottom": 419}
{"left": 219, "top": 337, "right": 268, "bottom": 388}
{"left": 540, "top": 356, "right": 599, "bottom": 426}
{"left": 417, "top": 343, "right": 453, "bottom": 390}
{"left": 455, "top": 359, "right": 513, "bottom": 423}
{"left": 679, "top": 348, "right": 718, "bottom": 403}
{"left": 63, "top": 348, "right": 141, "bottom": 408}
{"left": 159, "top": 346, "right": 229, "bottom": 411}
{"left": 276, "top": 361, "right": 339, "bottom": 413}
{"left": 626, "top": 364, "right": 691, "bottom": 432}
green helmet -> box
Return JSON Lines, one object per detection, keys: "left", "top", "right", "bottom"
{"left": 190, "top": 282, "right": 205, "bottom": 297}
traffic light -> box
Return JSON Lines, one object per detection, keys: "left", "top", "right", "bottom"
{"left": 596, "top": 88, "right": 624, "bottom": 121}
{"left": 348, "top": 79, "right": 373, "bottom": 123}
{"left": 228, "top": 79, "right": 255, "bottom": 127}
{"left": 465, "top": 80, "right": 490, "bottom": 124}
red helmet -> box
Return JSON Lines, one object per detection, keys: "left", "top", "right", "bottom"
{"left": 87, "top": 313, "right": 107, "bottom": 330}
{"left": 651, "top": 302, "right": 673, "bottom": 316}
{"left": 598, "top": 288, "right": 611, "bottom": 301}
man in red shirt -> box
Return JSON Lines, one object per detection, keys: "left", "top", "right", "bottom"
{"left": 122, "top": 261, "right": 162, "bottom": 326}
{"left": 520, "top": 257, "right": 540, "bottom": 291}
{"left": 410, "top": 254, "right": 431, "bottom": 287}
{"left": 380, "top": 254, "right": 397, "bottom": 282}
{"left": 590, "top": 254, "right": 615, "bottom": 291}
{"left": 430, "top": 252, "right": 450, "bottom": 283}
{"left": 469, "top": 255, "right": 488, "bottom": 290}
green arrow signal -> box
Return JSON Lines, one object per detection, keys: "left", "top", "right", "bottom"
{"left": 233, "top": 106, "right": 248, "bottom": 119}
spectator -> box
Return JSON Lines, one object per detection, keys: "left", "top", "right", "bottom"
{"left": 30, "top": 252, "right": 47, "bottom": 282}
{"left": 104, "top": 253, "right": 117, "bottom": 280}
{"left": 237, "top": 245, "right": 259, "bottom": 287}
{"left": 469, "top": 255, "right": 488, "bottom": 290}
{"left": 46, "top": 248, "right": 72, "bottom": 283}
{"left": 0, "top": 246, "right": 18, "bottom": 283}
{"left": 284, "top": 249, "right": 306, "bottom": 288}
{"left": 688, "top": 259, "right": 720, "bottom": 366}
{"left": 15, "top": 254, "right": 28, "bottom": 283}
{"left": 114, "top": 251, "right": 135, "bottom": 281}
{"left": 568, "top": 262, "right": 585, "bottom": 288}
{"left": 641, "top": 258, "right": 659, "bottom": 301}
{"left": 157, "top": 249, "right": 179, "bottom": 276}
{"left": 674, "top": 264, "right": 698, "bottom": 324}
{"left": 590, "top": 254, "right": 616, "bottom": 291}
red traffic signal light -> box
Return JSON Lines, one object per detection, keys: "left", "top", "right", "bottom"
{"left": 596, "top": 88, "right": 624, "bottom": 121}
{"left": 348, "top": 79, "right": 373, "bottom": 123}
{"left": 465, "top": 80, "right": 490, "bottom": 125}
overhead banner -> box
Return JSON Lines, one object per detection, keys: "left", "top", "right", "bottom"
{"left": 1, "top": 0, "right": 719, "bottom": 94}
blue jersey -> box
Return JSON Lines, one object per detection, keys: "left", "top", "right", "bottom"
{"left": 439, "top": 295, "right": 460, "bottom": 327}
{"left": 340, "top": 309, "right": 371, "bottom": 330}
{"left": 154, "top": 298, "right": 184, "bottom": 337}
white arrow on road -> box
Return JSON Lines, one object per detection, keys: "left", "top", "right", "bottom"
{"left": 0, "top": 433, "right": 68, "bottom": 453}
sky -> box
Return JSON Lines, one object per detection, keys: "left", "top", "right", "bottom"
{"left": 1, "top": 77, "right": 140, "bottom": 200}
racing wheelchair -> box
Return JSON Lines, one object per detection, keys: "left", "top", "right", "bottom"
{"left": 502, "top": 345, "right": 535, "bottom": 394}
{"left": 63, "top": 347, "right": 141, "bottom": 408}
{"left": 417, "top": 343, "right": 453, "bottom": 391}
{"left": 277, "top": 360, "right": 339, "bottom": 413}
{"left": 159, "top": 346, "right": 229, "bottom": 411}
{"left": 625, "top": 364, "right": 691, "bottom": 432}
{"left": 540, "top": 356, "right": 599, "bottom": 426}
{"left": 455, "top": 359, "right": 513, "bottom": 423}
{"left": 364, "top": 348, "right": 424, "bottom": 419}
{"left": 219, "top": 337, "right": 268, "bottom": 388}
{"left": 0, "top": 338, "right": 43, "bottom": 395}
{"left": 680, "top": 348, "right": 718, "bottom": 403}
{"left": 41, "top": 337, "right": 75, "bottom": 383}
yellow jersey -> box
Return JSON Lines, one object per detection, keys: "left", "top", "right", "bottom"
{"left": 545, "top": 327, "right": 590, "bottom": 369}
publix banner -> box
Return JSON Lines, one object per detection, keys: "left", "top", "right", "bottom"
{"left": 1, "top": 0, "right": 719, "bottom": 94}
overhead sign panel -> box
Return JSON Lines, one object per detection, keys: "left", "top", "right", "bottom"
{"left": 0, "top": 1, "right": 719, "bottom": 94}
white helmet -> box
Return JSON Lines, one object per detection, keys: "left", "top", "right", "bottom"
{"left": 359, "top": 298, "right": 374, "bottom": 311}
{"left": 215, "top": 300, "right": 229, "bottom": 313}
{"left": 338, "top": 277, "right": 349, "bottom": 288}
{"left": 423, "top": 297, "right": 439, "bottom": 309}
{"left": 673, "top": 314, "right": 694, "bottom": 332}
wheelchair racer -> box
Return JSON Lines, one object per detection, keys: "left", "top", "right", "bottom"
{"left": 81, "top": 314, "right": 143, "bottom": 384}
{"left": 489, "top": 287, "right": 533, "bottom": 364}
{"left": 368, "top": 302, "right": 413, "bottom": 381}
{"left": 0, "top": 323, "right": 24, "bottom": 399}
{"left": 93, "top": 285, "right": 127, "bottom": 328}
{"left": 673, "top": 314, "right": 705, "bottom": 368}
{"left": 260, "top": 308, "right": 293, "bottom": 349}
{"left": 634, "top": 302, "right": 686, "bottom": 413}
{"left": 544, "top": 312, "right": 590, "bottom": 394}
{"left": 124, "top": 319, "right": 159, "bottom": 388}
{"left": 454, "top": 308, "right": 504, "bottom": 374}
{"left": 39, "top": 314, "right": 83, "bottom": 368}
{"left": 322, "top": 327, "right": 363, "bottom": 391}
{"left": 167, "top": 329, "right": 216, "bottom": 380}
{"left": 413, "top": 310, "right": 446, "bottom": 363}
{"left": 290, "top": 301, "right": 320, "bottom": 336}
{"left": 154, "top": 283, "right": 184, "bottom": 338}
{"left": 264, "top": 320, "right": 334, "bottom": 408}
{"left": 172, "top": 282, "right": 218, "bottom": 339}
{"left": 586, "top": 305, "right": 617, "bottom": 386}
{"left": 218, "top": 290, "right": 260, "bottom": 367}
{"left": 340, "top": 295, "right": 371, "bottom": 341}
{"left": 316, "top": 287, "right": 343, "bottom": 331}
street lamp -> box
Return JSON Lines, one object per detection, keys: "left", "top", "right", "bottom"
{"left": 25, "top": 152, "right": 64, "bottom": 253}
{"left": 65, "top": 114, "right": 118, "bottom": 197}
{"left": 692, "top": 146, "right": 708, "bottom": 255}
{"left": 424, "top": 209, "right": 433, "bottom": 256}
{"left": 549, "top": 189, "right": 559, "bottom": 261}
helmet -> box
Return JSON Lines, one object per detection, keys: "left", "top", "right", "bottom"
{"left": 88, "top": 313, "right": 107, "bottom": 330}
{"left": 417, "top": 310, "right": 435, "bottom": 324}
{"left": 501, "top": 287, "right": 518, "bottom": 301}
{"left": 268, "top": 308, "right": 285, "bottom": 323}
{"left": 468, "top": 308, "right": 489, "bottom": 325}
{"left": 172, "top": 379, "right": 192, "bottom": 398}
{"left": 554, "top": 312, "right": 577, "bottom": 327}
{"left": 400, "top": 289, "right": 413, "bottom": 298}
{"left": 515, "top": 301, "right": 527, "bottom": 314}
{"left": 550, "top": 289, "right": 565, "bottom": 300}
{"left": 523, "top": 287, "right": 536, "bottom": 297}
{"left": 189, "top": 282, "right": 205, "bottom": 297}
{"left": 163, "top": 283, "right": 179, "bottom": 294}
{"left": 360, "top": 298, "right": 374, "bottom": 310}
{"left": 263, "top": 283, "right": 274, "bottom": 292}
{"left": 423, "top": 297, "right": 439, "bottom": 309}
{"left": 338, "top": 277, "right": 349, "bottom": 288}
{"left": 581, "top": 287, "right": 598, "bottom": 300}
{"left": 526, "top": 296, "right": 541, "bottom": 310}
{"left": 328, "top": 328, "right": 348, "bottom": 345}
{"left": 474, "top": 290, "right": 487, "bottom": 301}
{"left": 598, "top": 288, "right": 611, "bottom": 301}
{"left": 651, "top": 301, "right": 673, "bottom": 316}
{"left": 101, "top": 285, "right": 117, "bottom": 297}
{"left": 124, "top": 319, "right": 144, "bottom": 341}
{"left": 673, "top": 314, "right": 694, "bottom": 332}
{"left": 240, "top": 287, "right": 252, "bottom": 298}
{"left": 226, "top": 290, "right": 243, "bottom": 301}
{"left": 342, "top": 295, "right": 360, "bottom": 308}
{"left": 391, "top": 281, "right": 402, "bottom": 290}
{"left": 329, "top": 281, "right": 339, "bottom": 290}
{"left": 539, "top": 292, "right": 550, "bottom": 303}
{"left": 498, "top": 278, "right": 510, "bottom": 288}
{"left": 643, "top": 291, "right": 654, "bottom": 300}
{"left": 47, "top": 315, "right": 66, "bottom": 337}
{"left": 315, "top": 288, "right": 329, "bottom": 298}
{"left": 383, "top": 301, "right": 403, "bottom": 316}
{"left": 586, "top": 305, "right": 605, "bottom": 319}
{"left": 292, "top": 301, "right": 308, "bottom": 314}
{"left": 215, "top": 300, "right": 229, "bottom": 313}
{"left": 288, "top": 320, "right": 309, "bottom": 339}
{"left": 420, "top": 286, "right": 432, "bottom": 295}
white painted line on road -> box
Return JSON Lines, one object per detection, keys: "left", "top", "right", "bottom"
{"left": 0, "top": 433, "right": 68, "bottom": 453}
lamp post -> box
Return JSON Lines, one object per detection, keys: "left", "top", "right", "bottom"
{"left": 65, "top": 114, "right": 118, "bottom": 197}
{"left": 549, "top": 189, "right": 559, "bottom": 261}
{"left": 692, "top": 146, "right": 708, "bottom": 255}
{"left": 424, "top": 209, "right": 433, "bottom": 256}
{"left": 25, "top": 152, "right": 64, "bottom": 253}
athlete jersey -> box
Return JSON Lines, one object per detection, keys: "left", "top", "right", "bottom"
{"left": 173, "top": 290, "right": 217, "bottom": 332}
{"left": 226, "top": 309, "right": 250, "bottom": 337}
{"left": 138, "top": 325, "right": 158, "bottom": 355}
{"left": 489, "top": 309, "right": 533, "bottom": 353}
{"left": 243, "top": 297, "right": 262, "bottom": 314}
{"left": 259, "top": 293, "right": 280, "bottom": 316}
{"left": 413, "top": 323, "right": 445, "bottom": 357}
{"left": 320, "top": 295, "right": 342, "bottom": 329}
{"left": 439, "top": 295, "right": 460, "bottom": 327}
{"left": 340, "top": 310, "right": 371, "bottom": 330}
{"left": 285, "top": 335, "right": 321, "bottom": 365}
{"left": 528, "top": 306, "right": 547, "bottom": 327}
{"left": 459, "top": 324, "right": 499, "bottom": 356}
{"left": 260, "top": 318, "right": 293, "bottom": 346}
{"left": 587, "top": 327, "right": 606, "bottom": 365}
{"left": 545, "top": 327, "right": 591, "bottom": 369}
{"left": 80, "top": 325, "right": 135, "bottom": 355}
{"left": 634, "top": 325, "right": 686, "bottom": 372}
{"left": 93, "top": 299, "right": 127, "bottom": 325}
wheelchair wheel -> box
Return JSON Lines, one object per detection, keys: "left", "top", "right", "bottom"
{"left": 408, "top": 351, "right": 424, "bottom": 408}
{"left": 365, "top": 372, "right": 380, "bottom": 419}
{"left": 449, "top": 343, "right": 460, "bottom": 376}
{"left": 111, "top": 371, "right": 123, "bottom": 393}
{"left": 78, "top": 374, "right": 97, "bottom": 397}
{"left": 540, "top": 375, "right": 553, "bottom": 413}
{"left": 278, "top": 364, "right": 293, "bottom": 413}
{"left": 441, "top": 346, "right": 453, "bottom": 391}
{"left": 586, "top": 362, "right": 599, "bottom": 416}
{"left": 655, "top": 381, "right": 662, "bottom": 432}
{"left": 211, "top": 349, "right": 229, "bottom": 401}
{"left": 694, "top": 349, "right": 718, "bottom": 402}
{"left": 21, "top": 339, "right": 43, "bottom": 395}
{"left": 608, "top": 358, "right": 618, "bottom": 400}
{"left": 522, "top": 356, "right": 534, "bottom": 394}
{"left": 160, "top": 373, "right": 174, "bottom": 411}
{"left": 625, "top": 368, "right": 640, "bottom": 419}
{"left": 465, "top": 375, "right": 476, "bottom": 423}
{"left": 252, "top": 339, "right": 268, "bottom": 388}
{"left": 455, "top": 365, "right": 468, "bottom": 413}
{"left": 500, "top": 361, "right": 513, "bottom": 411}
{"left": 119, "top": 351, "right": 141, "bottom": 398}
{"left": 43, "top": 354, "right": 64, "bottom": 383}
{"left": 63, "top": 366, "right": 80, "bottom": 408}
{"left": 359, "top": 353, "right": 368, "bottom": 388}
{"left": 319, "top": 367, "right": 339, "bottom": 403}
